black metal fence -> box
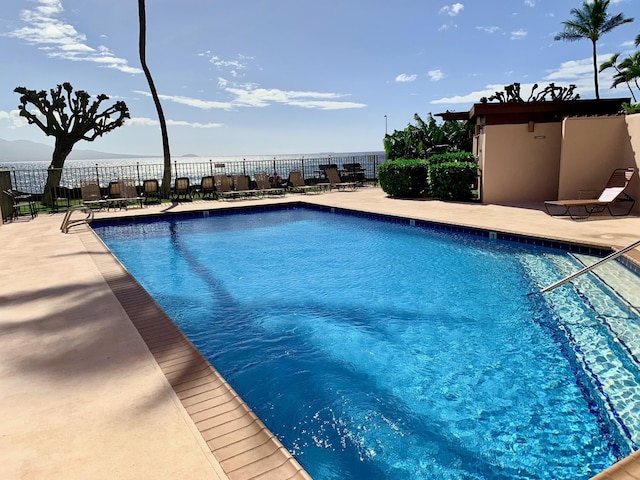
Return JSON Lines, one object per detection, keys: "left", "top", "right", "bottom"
{"left": 2, "top": 153, "right": 386, "bottom": 201}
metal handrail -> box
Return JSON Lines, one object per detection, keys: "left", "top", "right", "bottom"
{"left": 60, "top": 205, "right": 94, "bottom": 233}
{"left": 541, "top": 239, "right": 640, "bottom": 293}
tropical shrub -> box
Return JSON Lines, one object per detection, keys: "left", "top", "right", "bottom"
{"left": 383, "top": 113, "right": 472, "bottom": 160}
{"left": 428, "top": 162, "right": 478, "bottom": 201}
{"left": 427, "top": 152, "right": 476, "bottom": 166}
{"left": 378, "top": 159, "right": 429, "bottom": 198}
{"left": 622, "top": 102, "right": 640, "bottom": 114}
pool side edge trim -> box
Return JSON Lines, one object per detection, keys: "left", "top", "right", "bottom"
{"left": 77, "top": 226, "right": 312, "bottom": 480}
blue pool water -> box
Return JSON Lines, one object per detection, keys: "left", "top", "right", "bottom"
{"left": 94, "top": 208, "right": 640, "bottom": 479}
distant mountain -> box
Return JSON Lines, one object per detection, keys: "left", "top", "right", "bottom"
{"left": 0, "top": 138, "right": 153, "bottom": 162}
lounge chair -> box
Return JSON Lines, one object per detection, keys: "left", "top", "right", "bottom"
{"left": 51, "top": 186, "right": 71, "bottom": 213}
{"left": 341, "top": 163, "right": 366, "bottom": 183}
{"left": 80, "top": 182, "right": 106, "bottom": 210}
{"left": 324, "top": 167, "right": 358, "bottom": 191}
{"left": 232, "top": 174, "right": 257, "bottom": 199}
{"left": 254, "top": 173, "right": 284, "bottom": 196}
{"left": 288, "top": 171, "right": 329, "bottom": 194}
{"left": 544, "top": 167, "right": 636, "bottom": 220}
{"left": 142, "top": 179, "right": 161, "bottom": 204}
{"left": 172, "top": 177, "right": 192, "bottom": 201}
{"left": 214, "top": 175, "right": 235, "bottom": 200}
{"left": 199, "top": 176, "right": 216, "bottom": 200}
{"left": 107, "top": 179, "right": 143, "bottom": 209}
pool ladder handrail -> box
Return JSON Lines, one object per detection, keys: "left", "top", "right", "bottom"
{"left": 541, "top": 239, "right": 640, "bottom": 293}
{"left": 60, "top": 205, "right": 94, "bottom": 233}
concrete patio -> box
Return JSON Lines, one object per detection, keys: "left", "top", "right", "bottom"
{"left": 1, "top": 186, "right": 640, "bottom": 479}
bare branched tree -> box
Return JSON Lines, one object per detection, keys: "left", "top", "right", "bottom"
{"left": 14, "top": 83, "right": 129, "bottom": 205}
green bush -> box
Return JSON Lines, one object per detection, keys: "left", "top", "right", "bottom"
{"left": 427, "top": 152, "right": 476, "bottom": 166}
{"left": 428, "top": 162, "right": 478, "bottom": 201}
{"left": 378, "top": 159, "right": 429, "bottom": 198}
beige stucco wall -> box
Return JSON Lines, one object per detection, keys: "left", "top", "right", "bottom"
{"left": 480, "top": 122, "right": 562, "bottom": 204}
{"left": 557, "top": 114, "right": 640, "bottom": 213}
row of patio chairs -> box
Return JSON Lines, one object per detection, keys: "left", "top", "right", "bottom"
{"left": 63, "top": 167, "right": 361, "bottom": 211}
{"left": 79, "top": 179, "right": 144, "bottom": 210}
{"left": 167, "top": 168, "right": 356, "bottom": 201}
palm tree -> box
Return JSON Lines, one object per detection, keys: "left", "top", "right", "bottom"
{"left": 636, "top": 33, "right": 640, "bottom": 47}
{"left": 613, "top": 52, "right": 640, "bottom": 98}
{"left": 555, "top": 0, "right": 634, "bottom": 99}
{"left": 138, "top": 0, "right": 172, "bottom": 198}
{"left": 600, "top": 53, "right": 637, "bottom": 101}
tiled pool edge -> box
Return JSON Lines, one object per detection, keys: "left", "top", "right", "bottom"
{"left": 91, "top": 202, "right": 640, "bottom": 275}
{"left": 78, "top": 226, "right": 312, "bottom": 480}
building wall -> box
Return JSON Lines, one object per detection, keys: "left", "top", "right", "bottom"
{"left": 480, "top": 122, "right": 562, "bottom": 204}
{"left": 557, "top": 114, "right": 640, "bottom": 213}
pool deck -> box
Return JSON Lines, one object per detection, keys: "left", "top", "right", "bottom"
{"left": 2, "top": 186, "right": 640, "bottom": 479}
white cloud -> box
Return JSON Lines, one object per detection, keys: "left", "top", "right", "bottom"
{"left": 428, "top": 69, "right": 445, "bottom": 82}
{"left": 395, "top": 73, "right": 418, "bottom": 83}
{"left": 133, "top": 90, "right": 234, "bottom": 110}
{"left": 524, "top": 0, "right": 536, "bottom": 7}
{"left": 511, "top": 29, "right": 527, "bottom": 40}
{"left": 125, "top": 117, "right": 223, "bottom": 129}
{"left": 0, "top": 109, "right": 30, "bottom": 128}
{"left": 134, "top": 79, "right": 367, "bottom": 111}
{"left": 439, "top": 3, "right": 464, "bottom": 16}
{"left": 431, "top": 84, "right": 506, "bottom": 104}
{"left": 477, "top": 26, "right": 500, "bottom": 34}
{"left": 4, "top": 0, "right": 142, "bottom": 74}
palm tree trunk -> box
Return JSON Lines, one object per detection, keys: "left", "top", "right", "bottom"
{"left": 592, "top": 40, "right": 600, "bottom": 100}
{"left": 138, "top": 0, "right": 172, "bottom": 198}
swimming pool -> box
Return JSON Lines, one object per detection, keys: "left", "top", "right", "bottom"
{"left": 94, "top": 207, "right": 640, "bottom": 479}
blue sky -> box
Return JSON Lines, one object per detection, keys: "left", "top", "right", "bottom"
{"left": 0, "top": 0, "right": 638, "bottom": 157}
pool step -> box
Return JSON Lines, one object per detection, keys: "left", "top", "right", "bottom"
{"left": 523, "top": 252, "right": 640, "bottom": 451}
{"left": 551, "top": 254, "right": 640, "bottom": 448}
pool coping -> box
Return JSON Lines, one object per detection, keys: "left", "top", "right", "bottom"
{"left": 78, "top": 227, "right": 312, "bottom": 480}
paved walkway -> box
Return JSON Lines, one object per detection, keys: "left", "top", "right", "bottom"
{"left": 1, "top": 186, "right": 640, "bottom": 479}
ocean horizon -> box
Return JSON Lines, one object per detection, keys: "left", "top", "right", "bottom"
{"left": 1, "top": 150, "right": 386, "bottom": 170}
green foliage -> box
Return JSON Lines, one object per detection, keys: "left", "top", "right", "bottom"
{"left": 427, "top": 152, "right": 476, "bottom": 166}
{"left": 383, "top": 113, "right": 472, "bottom": 160}
{"left": 622, "top": 102, "right": 640, "bottom": 114}
{"left": 428, "top": 162, "right": 478, "bottom": 201}
{"left": 378, "top": 159, "right": 429, "bottom": 198}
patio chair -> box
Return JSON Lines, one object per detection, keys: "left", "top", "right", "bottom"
{"left": 340, "top": 163, "right": 366, "bottom": 183}
{"left": 544, "top": 167, "right": 637, "bottom": 220}
{"left": 214, "top": 175, "right": 235, "bottom": 200}
{"left": 107, "top": 179, "right": 143, "bottom": 209}
{"left": 3, "top": 189, "right": 37, "bottom": 220}
{"left": 51, "top": 186, "right": 72, "bottom": 213}
{"left": 232, "top": 174, "right": 257, "bottom": 199}
{"left": 288, "top": 171, "right": 329, "bottom": 194}
{"left": 254, "top": 173, "right": 284, "bottom": 196}
{"left": 172, "top": 177, "right": 193, "bottom": 201}
{"left": 324, "top": 167, "right": 358, "bottom": 191}
{"left": 80, "top": 182, "right": 106, "bottom": 210}
{"left": 119, "top": 179, "right": 144, "bottom": 208}
{"left": 142, "top": 179, "right": 161, "bottom": 204}
{"left": 199, "top": 175, "right": 216, "bottom": 200}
